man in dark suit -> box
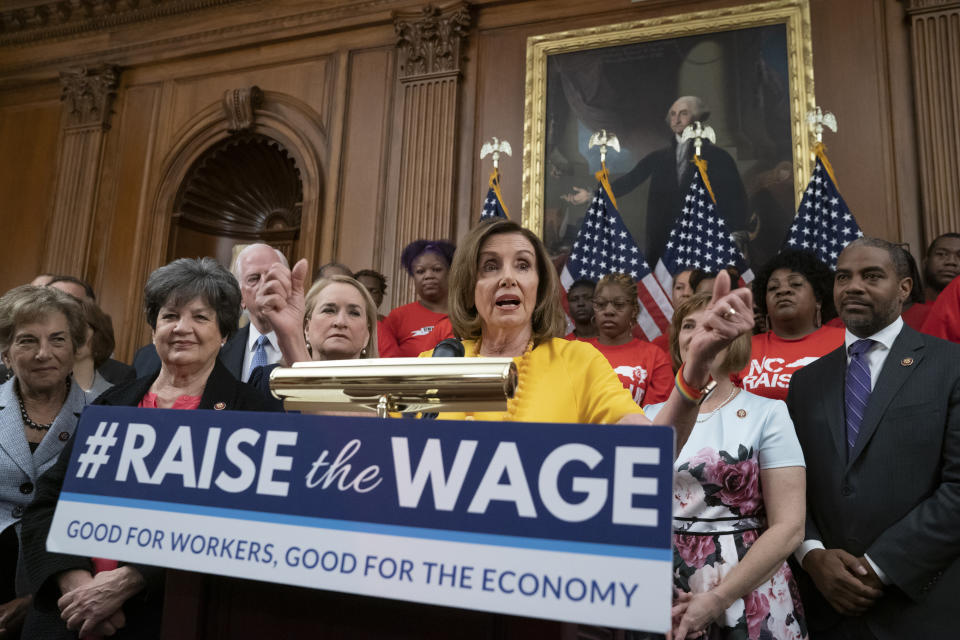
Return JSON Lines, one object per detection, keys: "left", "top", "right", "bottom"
{"left": 786, "top": 237, "right": 960, "bottom": 638}
{"left": 568, "top": 96, "right": 749, "bottom": 265}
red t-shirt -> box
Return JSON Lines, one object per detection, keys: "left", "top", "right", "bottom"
{"left": 903, "top": 301, "right": 932, "bottom": 332}
{"left": 584, "top": 337, "right": 673, "bottom": 406}
{"left": 921, "top": 276, "right": 960, "bottom": 343}
{"left": 650, "top": 332, "right": 671, "bottom": 358}
{"left": 564, "top": 331, "right": 592, "bottom": 341}
{"left": 736, "top": 326, "right": 845, "bottom": 400}
{"left": 380, "top": 302, "right": 455, "bottom": 357}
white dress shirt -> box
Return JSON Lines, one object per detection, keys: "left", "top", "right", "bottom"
{"left": 794, "top": 317, "right": 904, "bottom": 583}
{"left": 241, "top": 323, "right": 281, "bottom": 383}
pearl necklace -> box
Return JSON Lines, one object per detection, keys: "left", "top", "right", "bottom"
{"left": 696, "top": 385, "right": 739, "bottom": 423}
{"left": 18, "top": 378, "right": 71, "bottom": 431}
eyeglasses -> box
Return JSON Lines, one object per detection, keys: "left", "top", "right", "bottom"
{"left": 592, "top": 298, "right": 631, "bottom": 311}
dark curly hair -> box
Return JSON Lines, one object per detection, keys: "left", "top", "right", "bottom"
{"left": 753, "top": 250, "right": 836, "bottom": 321}
{"left": 400, "top": 239, "right": 456, "bottom": 275}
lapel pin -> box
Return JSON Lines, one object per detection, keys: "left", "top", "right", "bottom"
{"left": 59, "top": 431, "right": 70, "bottom": 441}
{"left": 900, "top": 357, "right": 914, "bottom": 367}
{"left": 214, "top": 402, "right": 226, "bottom": 410}
{"left": 737, "top": 409, "right": 747, "bottom": 418}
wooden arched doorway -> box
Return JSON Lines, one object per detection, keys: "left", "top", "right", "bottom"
{"left": 168, "top": 133, "right": 303, "bottom": 267}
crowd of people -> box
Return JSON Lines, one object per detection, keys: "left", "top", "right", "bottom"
{"left": 0, "top": 224, "right": 957, "bottom": 639}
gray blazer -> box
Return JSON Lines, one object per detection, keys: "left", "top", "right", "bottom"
{"left": 786, "top": 324, "right": 960, "bottom": 638}
{"left": 0, "top": 377, "right": 86, "bottom": 539}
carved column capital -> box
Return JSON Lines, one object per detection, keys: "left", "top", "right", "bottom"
{"left": 900, "top": 0, "right": 960, "bottom": 15}
{"left": 59, "top": 64, "right": 120, "bottom": 130}
{"left": 223, "top": 86, "right": 264, "bottom": 133}
{"left": 394, "top": 2, "right": 471, "bottom": 81}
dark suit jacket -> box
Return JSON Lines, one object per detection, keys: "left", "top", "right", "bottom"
{"left": 786, "top": 324, "right": 960, "bottom": 638}
{"left": 132, "top": 324, "right": 249, "bottom": 380}
{"left": 612, "top": 139, "right": 748, "bottom": 266}
{"left": 96, "top": 358, "right": 137, "bottom": 386}
{"left": 19, "top": 359, "right": 275, "bottom": 639}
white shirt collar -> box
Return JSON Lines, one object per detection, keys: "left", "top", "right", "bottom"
{"left": 844, "top": 316, "right": 903, "bottom": 353}
{"left": 246, "top": 322, "right": 277, "bottom": 351}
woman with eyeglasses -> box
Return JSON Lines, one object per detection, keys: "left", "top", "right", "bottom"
{"left": 583, "top": 273, "right": 673, "bottom": 406}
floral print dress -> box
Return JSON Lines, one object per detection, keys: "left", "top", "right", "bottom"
{"left": 645, "top": 391, "right": 808, "bottom": 640}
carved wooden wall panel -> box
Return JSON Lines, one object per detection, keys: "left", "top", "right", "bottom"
{"left": 0, "top": 92, "right": 61, "bottom": 291}
{"left": 337, "top": 47, "right": 397, "bottom": 300}
{"left": 42, "top": 64, "right": 119, "bottom": 277}
{"left": 903, "top": 0, "right": 960, "bottom": 242}
{"left": 92, "top": 83, "right": 162, "bottom": 354}
{"left": 392, "top": 2, "right": 470, "bottom": 304}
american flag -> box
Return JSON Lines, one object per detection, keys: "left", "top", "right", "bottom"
{"left": 560, "top": 176, "right": 673, "bottom": 340}
{"left": 783, "top": 146, "right": 861, "bottom": 269}
{"left": 655, "top": 162, "right": 753, "bottom": 294}
{"left": 480, "top": 168, "right": 509, "bottom": 220}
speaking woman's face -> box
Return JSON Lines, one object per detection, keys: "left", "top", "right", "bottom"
{"left": 473, "top": 233, "right": 540, "bottom": 336}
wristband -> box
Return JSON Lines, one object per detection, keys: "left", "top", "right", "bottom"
{"left": 675, "top": 363, "right": 715, "bottom": 404}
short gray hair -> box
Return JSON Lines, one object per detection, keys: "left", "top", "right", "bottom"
{"left": 666, "top": 95, "right": 710, "bottom": 125}
{"left": 144, "top": 258, "right": 241, "bottom": 339}
{"left": 231, "top": 243, "right": 289, "bottom": 280}
{"left": 0, "top": 285, "right": 87, "bottom": 355}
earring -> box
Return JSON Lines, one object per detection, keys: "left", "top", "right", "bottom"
{"left": 815, "top": 306, "right": 822, "bottom": 329}
{"left": 361, "top": 347, "right": 367, "bottom": 357}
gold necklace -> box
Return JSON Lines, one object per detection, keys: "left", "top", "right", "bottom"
{"left": 696, "top": 386, "right": 739, "bottom": 423}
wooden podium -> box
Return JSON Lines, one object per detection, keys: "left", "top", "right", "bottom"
{"left": 161, "top": 570, "right": 572, "bottom": 639}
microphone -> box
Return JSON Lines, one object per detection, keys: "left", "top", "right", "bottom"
{"left": 431, "top": 337, "right": 465, "bottom": 358}
{"left": 420, "top": 338, "right": 464, "bottom": 418}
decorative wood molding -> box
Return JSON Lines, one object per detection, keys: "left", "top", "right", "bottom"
{"left": 390, "top": 2, "right": 470, "bottom": 302}
{"left": 0, "top": 0, "right": 247, "bottom": 46}
{"left": 901, "top": 0, "right": 960, "bottom": 14}
{"left": 223, "top": 85, "right": 264, "bottom": 133}
{"left": 42, "top": 64, "right": 122, "bottom": 276}
{"left": 903, "top": 0, "right": 960, "bottom": 239}
{"left": 394, "top": 2, "right": 471, "bottom": 80}
{"left": 60, "top": 64, "right": 119, "bottom": 130}
{"left": 173, "top": 133, "right": 303, "bottom": 238}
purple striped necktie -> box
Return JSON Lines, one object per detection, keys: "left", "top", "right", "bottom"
{"left": 845, "top": 338, "right": 875, "bottom": 457}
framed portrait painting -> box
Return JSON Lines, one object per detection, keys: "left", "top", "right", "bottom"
{"left": 523, "top": 0, "right": 815, "bottom": 270}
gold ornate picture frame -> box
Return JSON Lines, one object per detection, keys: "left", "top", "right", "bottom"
{"left": 523, "top": 0, "right": 814, "bottom": 268}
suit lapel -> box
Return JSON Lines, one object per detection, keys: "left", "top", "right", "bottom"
{"left": 847, "top": 326, "right": 924, "bottom": 467}
{"left": 818, "top": 347, "right": 848, "bottom": 459}
{"left": 32, "top": 379, "right": 87, "bottom": 472}
{"left": 0, "top": 380, "right": 33, "bottom": 477}
{"left": 219, "top": 325, "right": 248, "bottom": 380}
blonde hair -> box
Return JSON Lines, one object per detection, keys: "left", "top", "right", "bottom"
{"left": 668, "top": 292, "right": 750, "bottom": 374}
{"left": 303, "top": 275, "right": 378, "bottom": 359}
{"left": 448, "top": 220, "right": 566, "bottom": 346}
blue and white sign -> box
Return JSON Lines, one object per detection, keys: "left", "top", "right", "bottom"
{"left": 49, "top": 406, "right": 674, "bottom": 632}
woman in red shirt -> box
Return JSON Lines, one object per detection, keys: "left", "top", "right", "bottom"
{"left": 737, "top": 250, "right": 844, "bottom": 400}
{"left": 583, "top": 273, "right": 673, "bottom": 406}
{"left": 379, "top": 240, "right": 456, "bottom": 357}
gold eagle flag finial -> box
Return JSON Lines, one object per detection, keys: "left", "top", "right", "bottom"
{"left": 479, "top": 137, "right": 512, "bottom": 170}
{"left": 806, "top": 106, "right": 838, "bottom": 144}
{"left": 588, "top": 129, "right": 620, "bottom": 169}
{"left": 680, "top": 121, "right": 716, "bottom": 158}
